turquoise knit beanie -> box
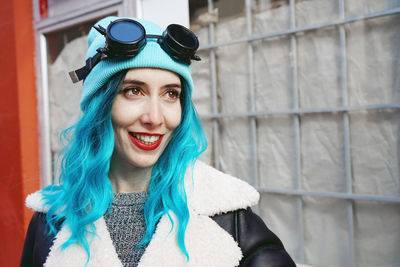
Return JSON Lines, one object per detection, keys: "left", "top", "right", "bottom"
{"left": 80, "top": 16, "right": 194, "bottom": 108}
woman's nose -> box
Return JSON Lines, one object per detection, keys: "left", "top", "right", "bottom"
{"left": 140, "top": 98, "right": 163, "bottom": 128}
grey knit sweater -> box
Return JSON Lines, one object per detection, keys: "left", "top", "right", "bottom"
{"left": 104, "top": 191, "right": 149, "bottom": 267}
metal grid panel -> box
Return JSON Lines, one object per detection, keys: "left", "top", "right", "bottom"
{"left": 198, "top": 1, "right": 400, "bottom": 266}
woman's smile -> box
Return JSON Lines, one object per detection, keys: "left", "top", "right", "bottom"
{"left": 129, "top": 132, "right": 164, "bottom": 150}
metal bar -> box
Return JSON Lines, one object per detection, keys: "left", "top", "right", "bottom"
{"left": 256, "top": 187, "right": 400, "bottom": 203}
{"left": 207, "top": 0, "right": 220, "bottom": 169}
{"left": 289, "top": 0, "right": 304, "bottom": 262}
{"left": 338, "top": 1, "right": 355, "bottom": 266}
{"left": 198, "top": 7, "right": 400, "bottom": 51}
{"left": 245, "top": 0, "right": 258, "bottom": 191}
{"left": 39, "top": 34, "right": 53, "bottom": 187}
{"left": 199, "top": 103, "right": 400, "bottom": 119}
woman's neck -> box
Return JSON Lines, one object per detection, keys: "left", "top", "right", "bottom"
{"left": 108, "top": 154, "right": 152, "bottom": 193}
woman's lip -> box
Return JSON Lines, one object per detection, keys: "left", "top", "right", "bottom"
{"left": 129, "top": 133, "right": 164, "bottom": 151}
{"left": 131, "top": 131, "right": 163, "bottom": 136}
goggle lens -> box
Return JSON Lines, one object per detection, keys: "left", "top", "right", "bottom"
{"left": 167, "top": 24, "right": 198, "bottom": 48}
{"left": 108, "top": 20, "right": 145, "bottom": 43}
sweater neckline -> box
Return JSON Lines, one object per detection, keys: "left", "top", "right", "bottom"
{"left": 112, "top": 191, "right": 148, "bottom": 206}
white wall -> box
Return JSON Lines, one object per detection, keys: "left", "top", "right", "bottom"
{"left": 138, "top": 0, "right": 189, "bottom": 29}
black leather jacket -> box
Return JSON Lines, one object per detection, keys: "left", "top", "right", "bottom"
{"left": 212, "top": 208, "right": 296, "bottom": 267}
{"left": 21, "top": 209, "right": 296, "bottom": 267}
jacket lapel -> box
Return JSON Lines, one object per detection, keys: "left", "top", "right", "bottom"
{"left": 139, "top": 160, "right": 259, "bottom": 267}
{"left": 44, "top": 217, "right": 122, "bottom": 267}
{"left": 137, "top": 210, "right": 242, "bottom": 267}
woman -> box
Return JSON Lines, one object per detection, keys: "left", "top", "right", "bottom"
{"left": 21, "top": 16, "right": 296, "bottom": 267}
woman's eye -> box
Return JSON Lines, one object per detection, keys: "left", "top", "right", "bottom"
{"left": 123, "top": 87, "right": 141, "bottom": 97}
{"left": 165, "top": 89, "right": 180, "bottom": 100}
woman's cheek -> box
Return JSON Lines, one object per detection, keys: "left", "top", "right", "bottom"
{"left": 169, "top": 106, "right": 182, "bottom": 129}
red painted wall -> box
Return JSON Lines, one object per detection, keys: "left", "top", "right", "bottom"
{"left": 0, "top": 0, "right": 39, "bottom": 265}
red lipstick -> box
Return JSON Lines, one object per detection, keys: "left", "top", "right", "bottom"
{"left": 129, "top": 132, "right": 164, "bottom": 151}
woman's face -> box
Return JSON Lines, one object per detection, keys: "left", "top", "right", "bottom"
{"left": 111, "top": 68, "right": 182, "bottom": 168}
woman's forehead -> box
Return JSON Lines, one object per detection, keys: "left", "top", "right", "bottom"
{"left": 124, "top": 67, "right": 181, "bottom": 84}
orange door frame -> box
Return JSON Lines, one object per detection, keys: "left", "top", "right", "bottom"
{"left": 0, "top": 0, "right": 40, "bottom": 265}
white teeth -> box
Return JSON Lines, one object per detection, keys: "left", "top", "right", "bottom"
{"left": 132, "top": 133, "right": 161, "bottom": 144}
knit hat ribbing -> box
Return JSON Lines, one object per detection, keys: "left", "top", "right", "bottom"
{"left": 80, "top": 16, "right": 194, "bottom": 108}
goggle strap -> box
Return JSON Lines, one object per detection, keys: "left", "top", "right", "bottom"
{"left": 93, "top": 25, "right": 107, "bottom": 36}
{"left": 69, "top": 68, "right": 85, "bottom": 83}
{"left": 192, "top": 54, "right": 201, "bottom": 61}
{"left": 69, "top": 52, "right": 102, "bottom": 83}
{"left": 145, "top": 34, "right": 162, "bottom": 39}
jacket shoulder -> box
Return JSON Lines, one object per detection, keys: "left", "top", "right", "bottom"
{"left": 20, "top": 212, "right": 58, "bottom": 267}
{"left": 212, "top": 208, "right": 296, "bottom": 267}
{"left": 186, "top": 161, "right": 260, "bottom": 216}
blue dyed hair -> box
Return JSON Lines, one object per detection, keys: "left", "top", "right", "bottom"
{"left": 41, "top": 69, "right": 207, "bottom": 262}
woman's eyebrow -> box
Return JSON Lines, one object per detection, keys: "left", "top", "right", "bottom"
{"left": 163, "top": 83, "right": 181, "bottom": 89}
{"left": 122, "top": 80, "right": 180, "bottom": 89}
{"left": 122, "top": 79, "right": 146, "bottom": 85}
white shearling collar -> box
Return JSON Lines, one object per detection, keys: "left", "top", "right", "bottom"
{"left": 26, "top": 161, "right": 259, "bottom": 267}
{"left": 185, "top": 160, "right": 260, "bottom": 216}
{"left": 26, "top": 160, "right": 260, "bottom": 216}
